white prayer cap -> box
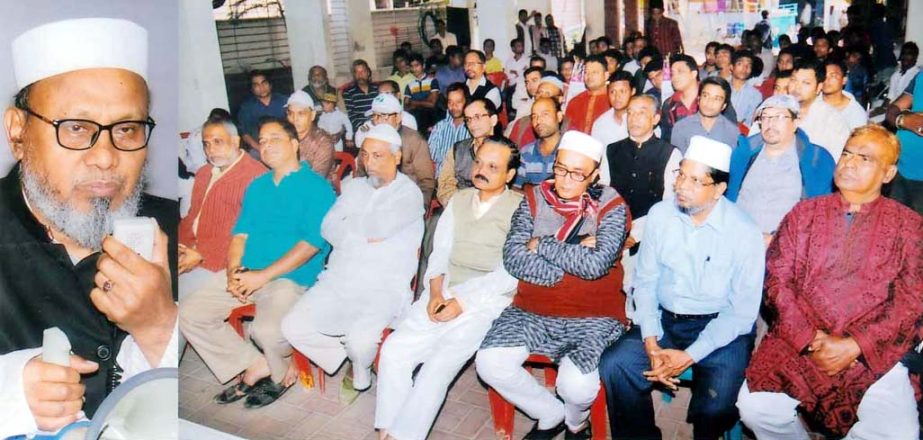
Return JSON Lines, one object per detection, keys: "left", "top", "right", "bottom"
{"left": 685, "top": 136, "right": 732, "bottom": 173}
{"left": 364, "top": 93, "right": 402, "bottom": 116}
{"left": 285, "top": 90, "right": 315, "bottom": 109}
{"left": 539, "top": 75, "right": 564, "bottom": 90}
{"left": 362, "top": 123, "right": 402, "bottom": 149}
{"left": 12, "top": 18, "right": 148, "bottom": 89}
{"left": 558, "top": 130, "right": 604, "bottom": 163}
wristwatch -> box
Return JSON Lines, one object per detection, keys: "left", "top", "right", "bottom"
{"left": 896, "top": 111, "right": 907, "bottom": 129}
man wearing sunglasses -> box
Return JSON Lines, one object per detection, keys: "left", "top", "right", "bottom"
{"left": 476, "top": 130, "right": 630, "bottom": 439}
{"left": 0, "top": 18, "right": 178, "bottom": 437}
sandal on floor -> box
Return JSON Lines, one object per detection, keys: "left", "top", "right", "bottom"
{"left": 243, "top": 380, "right": 291, "bottom": 409}
{"left": 213, "top": 377, "right": 270, "bottom": 404}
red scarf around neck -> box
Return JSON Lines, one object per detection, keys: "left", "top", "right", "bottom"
{"left": 539, "top": 180, "right": 599, "bottom": 241}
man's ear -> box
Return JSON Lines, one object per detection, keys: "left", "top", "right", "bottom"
{"left": 4, "top": 107, "right": 27, "bottom": 160}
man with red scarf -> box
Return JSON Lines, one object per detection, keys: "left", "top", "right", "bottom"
{"left": 737, "top": 125, "right": 923, "bottom": 439}
{"left": 475, "top": 130, "right": 630, "bottom": 439}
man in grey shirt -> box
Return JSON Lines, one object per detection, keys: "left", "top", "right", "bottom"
{"left": 671, "top": 77, "right": 741, "bottom": 155}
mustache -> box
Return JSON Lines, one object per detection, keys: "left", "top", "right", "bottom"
{"left": 474, "top": 174, "right": 489, "bottom": 183}
{"left": 73, "top": 172, "right": 126, "bottom": 186}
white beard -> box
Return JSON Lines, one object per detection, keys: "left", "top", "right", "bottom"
{"left": 20, "top": 161, "right": 145, "bottom": 251}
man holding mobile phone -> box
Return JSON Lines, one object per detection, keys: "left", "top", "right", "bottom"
{"left": 0, "top": 18, "right": 179, "bottom": 437}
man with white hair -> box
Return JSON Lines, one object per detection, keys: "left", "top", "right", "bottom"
{"left": 282, "top": 124, "right": 425, "bottom": 392}
{"left": 375, "top": 135, "right": 522, "bottom": 440}
{"left": 285, "top": 90, "right": 336, "bottom": 178}
{"left": 180, "top": 117, "right": 336, "bottom": 409}
{"left": 179, "top": 117, "right": 266, "bottom": 301}
{"left": 0, "top": 18, "right": 178, "bottom": 436}
{"left": 600, "top": 136, "right": 765, "bottom": 440}
{"left": 476, "top": 131, "right": 630, "bottom": 439}
{"left": 357, "top": 94, "right": 435, "bottom": 207}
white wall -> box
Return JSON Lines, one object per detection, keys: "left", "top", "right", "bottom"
{"left": 585, "top": 0, "right": 606, "bottom": 42}
{"left": 0, "top": 1, "right": 178, "bottom": 198}
{"left": 179, "top": 0, "right": 228, "bottom": 134}
{"left": 908, "top": 0, "right": 923, "bottom": 54}
{"left": 286, "top": 0, "right": 331, "bottom": 90}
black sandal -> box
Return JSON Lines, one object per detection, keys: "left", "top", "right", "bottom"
{"left": 243, "top": 380, "right": 292, "bottom": 409}
{"left": 213, "top": 377, "right": 270, "bottom": 404}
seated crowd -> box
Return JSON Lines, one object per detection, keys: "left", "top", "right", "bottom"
{"left": 178, "top": 3, "right": 923, "bottom": 439}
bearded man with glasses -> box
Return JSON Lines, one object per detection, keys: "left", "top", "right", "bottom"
{"left": 600, "top": 136, "right": 765, "bottom": 440}
{"left": 0, "top": 18, "right": 178, "bottom": 437}
{"left": 475, "top": 130, "right": 630, "bottom": 439}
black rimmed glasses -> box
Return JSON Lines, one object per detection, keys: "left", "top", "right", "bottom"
{"left": 552, "top": 164, "right": 595, "bottom": 182}
{"left": 672, "top": 169, "right": 717, "bottom": 189}
{"left": 20, "top": 106, "right": 155, "bottom": 151}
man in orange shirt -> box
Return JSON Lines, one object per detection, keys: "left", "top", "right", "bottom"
{"left": 564, "top": 55, "right": 610, "bottom": 133}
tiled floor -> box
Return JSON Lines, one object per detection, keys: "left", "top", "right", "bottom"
{"left": 179, "top": 348, "right": 702, "bottom": 440}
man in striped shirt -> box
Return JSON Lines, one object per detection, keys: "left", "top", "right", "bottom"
{"left": 343, "top": 59, "right": 379, "bottom": 132}
{"left": 428, "top": 83, "right": 471, "bottom": 176}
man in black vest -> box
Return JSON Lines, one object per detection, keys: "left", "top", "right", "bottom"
{"left": 463, "top": 50, "right": 502, "bottom": 109}
{"left": 0, "top": 18, "right": 178, "bottom": 437}
{"left": 606, "top": 94, "right": 681, "bottom": 299}
{"left": 436, "top": 98, "right": 500, "bottom": 206}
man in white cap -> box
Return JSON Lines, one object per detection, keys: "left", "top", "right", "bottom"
{"left": 475, "top": 130, "right": 630, "bottom": 439}
{"left": 599, "top": 135, "right": 765, "bottom": 440}
{"left": 0, "top": 18, "right": 178, "bottom": 436}
{"left": 282, "top": 123, "right": 424, "bottom": 393}
{"left": 180, "top": 117, "right": 335, "bottom": 409}
{"left": 285, "top": 90, "right": 336, "bottom": 178}
{"left": 727, "top": 94, "right": 835, "bottom": 247}
{"left": 357, "top": 93, "right": 435, "bottom": 207}
{"left": 375, "top": 135, "right": 522, "bottom": 440}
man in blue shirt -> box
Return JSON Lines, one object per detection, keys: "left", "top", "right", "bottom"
{"left": 236, "top": 70, "right": 287, "bottom": 156}
{"left": 180, "top": 117, "right": 336, "bottom": 410}
{"left": 599, "top": 136, "right": 765, "bottom": 440}
{"left": 515, "top": 97, "right": 562, "bottom": 187}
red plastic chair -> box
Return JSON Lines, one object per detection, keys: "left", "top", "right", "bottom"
{"left": 227, "top": 304, "right": 322, "bottom": 391}
{"left": 333, "top": 151, "right": 356, "bottom": 195}
{"left": 486, "top": 354, "right": 608, "bottom": 440}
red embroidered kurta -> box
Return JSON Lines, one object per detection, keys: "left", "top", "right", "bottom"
{"left": 179, "top": 153, "right": 267, "bottom": 271}
{"left": 646, "top": 17, "right": 683, "bottom": 56}
{"left": 564, "top": 90, "right": 609, "bottom": 134}
{"left": 746, "top": 194, "right": 923, "bottom": 435}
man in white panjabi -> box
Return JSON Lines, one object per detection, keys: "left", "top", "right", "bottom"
{"left": 281, "top": 124, "right": 424, "bottom": 391}
{"left": 375, "top": 136, "right": 523, "bottom": 440}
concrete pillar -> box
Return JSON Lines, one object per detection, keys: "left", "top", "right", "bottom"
{"left": 178, "top": 0, "right": 228, "bottom": 132}
{"left": 285, "top": 0, "right": 331, "bottom": 90}
{"left": 605, "top": 0, "right": 621, "bottom": 46}
{"left": 475, "top": 1, "right": 517, "bottom": 61}
{"left": 347, "top": 0, "right": 377, "bottom": 71}
{"left": 585, "top": 0, "right": 606, "bottom": 42}
{"left": 907, "top": 0, "right": 923, "bottom": 52}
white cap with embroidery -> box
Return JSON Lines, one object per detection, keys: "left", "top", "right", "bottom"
{"left": 685, "top": 136, "right": 732, "bottom": 173}
{"left": 558, "top": 130, "right": 605, "bottom": 163}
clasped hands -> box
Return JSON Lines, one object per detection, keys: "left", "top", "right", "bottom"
{"left": 642, "top": 338, "right": 693, "bottom": 390}
{"left": 426, "top": 291, "right": 462, "bottom": 323}
{"left": 806, "top": 330, "right": 861, "bottom": 376}
{"left": 226, "top": 266, "right": 270, "bottom": 302}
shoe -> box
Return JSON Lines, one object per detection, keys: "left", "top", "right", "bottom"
{"left": 243, "top": 379, "right": 291, "bottom": 409}
{"left": 565, "top": 422, "right": 592, "bottom": 439}
{"left": 523, "top": 421, "right": 566, "bottom": 439}
{"left": 213, "top": 377, "right": 270, "bottom": 404}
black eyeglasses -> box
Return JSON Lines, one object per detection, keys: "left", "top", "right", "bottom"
{"left": 20, "top": 106, "right": 155, "bottom": 151}
{"left": 552, "top": 164, "right": 596, "bottom": 182}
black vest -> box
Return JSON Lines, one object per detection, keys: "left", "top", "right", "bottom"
{"left": 607, "top": 137, "right": 675, "bottom": 219}
{"left": 0, "top": 164, "right": 179, "bottom": 417}
{"left": 471, "top": 78, "right": 499, "bottom": 102}
{"left": 453, "top": 138, "right": 476, "bottom": 190}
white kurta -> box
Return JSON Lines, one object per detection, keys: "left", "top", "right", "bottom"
{"left": 800, "top": 98, "right": 851, "bottom": 162}
{"left": 375, "top": 191, "right": 518, "bottom": 440}
{"left": 282, "top": 174, "right": 423, "bottom": 375}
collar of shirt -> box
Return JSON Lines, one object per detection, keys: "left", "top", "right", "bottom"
{"left": 672, "top": 196, "right": 729, "bottom": 233}
{"left": 210, "top": 150, "right": 246, "bottom": 180}
{"left": 471, "top": 189, "right": 508, "bottom": 219}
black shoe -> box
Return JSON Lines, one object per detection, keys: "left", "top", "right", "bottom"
{"left": 523, "top": 421, "right": 566, "bottom": 439}
{"left": 213, "top": 377, "right": 270, "bottom": 404}
{"left": 565, "top": 422, "right": 592, "bottom": 440}
{"left": 243, "top": 379, "right": 291, "bottom": 409}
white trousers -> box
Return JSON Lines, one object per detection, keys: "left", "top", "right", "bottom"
{"left": 374, "top": 307, "right": 496, "bottom": 440}
{"left": 737, "top": 363, "right": 920, "bottom": 440}
{"left": 475, "top": 346, "right": 600, "bottom": 431}
{"left": 280, "top": 294, "right": 387, "bottom": 376}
